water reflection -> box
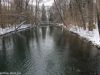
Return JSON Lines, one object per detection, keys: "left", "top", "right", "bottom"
{"left": 0, "top": 37, "right": 7, "bottom": 72}
{"left": 0, "top": 26, "right": 99, "bottom": 75}
{"left": 68, "top": 33, "right": 98, "bottom": 75}
{"left": 41, "top": 27, "right": 47, "bottom": 39}
{"left": 49, "top": 26, "right": 54, "bottom": 36}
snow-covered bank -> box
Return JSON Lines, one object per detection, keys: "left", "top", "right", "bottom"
{"left": 60, "top": 23, "right": 100, "bottom": 48}
{"left": 0, "top": 24, "right": 32, "bottom": 36}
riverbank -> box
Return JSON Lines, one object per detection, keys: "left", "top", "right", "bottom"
{"left": 1, "top": 23, "right": 100, "bottom": 49}
{"left": 60, "top": 24, "right": 100, "bottom": 49}
{"left": 0, "top": 24, "right": 32, "bottom": 37}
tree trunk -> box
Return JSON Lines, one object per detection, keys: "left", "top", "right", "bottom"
{"left": 0, "top": 0, "right": 1, "bottom": 14}
{"left": 96, "top": 0, "right": 100, "bottom": 33}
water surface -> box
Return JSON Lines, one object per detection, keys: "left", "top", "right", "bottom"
{"left": 0, "top": 26, "right": 100, "bottom": 75}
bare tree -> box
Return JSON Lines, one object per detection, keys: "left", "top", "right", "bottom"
{"left": 0, "top": 0, "right": 1, "bottom": 14}
{"left": 54, "top": 0, "right": 67, "bottom": 26}
{"left": 96, "top": 0, "right": 100, "bottom": 32}
{"left": 41, "top": 4, "right": 47, "bottom": 21}
{"left": 34, "top": 0, "right": 43, "bottom": 25}
{"left": 51, "top": 0, "right": 96, "bottom": 30}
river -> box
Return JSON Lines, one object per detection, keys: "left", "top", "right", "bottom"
{"left": 0, "top": 26, "right": 100, "bottom": 75}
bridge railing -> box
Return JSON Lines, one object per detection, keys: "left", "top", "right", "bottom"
{"left": 39, "top": 21, "right": 58, "bottom": 25}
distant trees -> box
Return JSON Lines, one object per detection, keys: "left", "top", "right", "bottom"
{"left": 41, "top": 4, "right": 47, "bottom": 21}
{"left": 13, "top": 0, "right": 34, "bottom": 24}
{"left": 54, "top": 0, "right": 66, "bottom": 25}
{"left": 51, "top": 0, "right": 64, "bottom": 23}
{"left": 0, "top": 0, "right": 35, "bottom": 28}
{"left": 14, "top": 0, "right": 24, "bottom": 13}
{"left": 0, "top": 0, "right": 52, "bottom": 28}
{"left": 49, "top": 10, "right": 54, "bottom": 22}
{"left": 1, "top": 0, "right": 99, "bottom": 32}
{"left": 51, "top": 0, "right": 97, "bottom": 31}
{"left": 34, "top": 0, "right": 43, "bottom": 24}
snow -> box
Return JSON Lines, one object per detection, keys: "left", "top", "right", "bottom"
{"left": 1, "top": 22, "right": 100, "bottom": 48}
{"left": 61, "top": 23, "right": 100, "bottom": 47}
{"left": 58, "top": 23, "right": 64, "bottom": 26}
{"left": 0, "top": 24, "right": 31, "bottom": 35}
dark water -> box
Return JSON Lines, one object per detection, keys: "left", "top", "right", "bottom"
{"left": 0, "top": 26, "right": 100, "bottom": 75}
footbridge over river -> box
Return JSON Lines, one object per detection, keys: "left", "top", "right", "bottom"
{"left": 38, "top": 21, "right": 59, "bottom": 27}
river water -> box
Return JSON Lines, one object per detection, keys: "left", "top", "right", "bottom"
{"left": 0, "top": 26, "right": 100, "bottom": 75}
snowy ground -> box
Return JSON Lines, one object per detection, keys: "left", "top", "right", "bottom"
{"left": 0, "top": 24, "right": 31, "bottom": 35}
{"left": 1, "top": 23, "right": 100, "bottom": 48}
{"left": 61, "top": 23, "right": 100, "bottom": 48}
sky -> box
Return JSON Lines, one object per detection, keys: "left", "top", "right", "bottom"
{"left": 42, "top": 0, "right": 54, "bottom": 6}
{"left": 1, "top": 0, "right": 54, "bottom": 7}
{"left": 30, "top": 0, "right": 54, "bottom": 6}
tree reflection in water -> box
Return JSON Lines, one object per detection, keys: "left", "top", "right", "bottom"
{"left": 0, "top": 26, "right": 99, "bottom": 75}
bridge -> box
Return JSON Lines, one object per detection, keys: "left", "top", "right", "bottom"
{"left": 38, "top": 21, "right": 59, "bottom": 27}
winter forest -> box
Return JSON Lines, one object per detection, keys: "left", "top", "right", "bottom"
{"left": 0, "top": 0, "right": 99, "bottom": 29}
{"left": 0, "top": 0, "right": 100, "bottom": 45}
{"left": 0, "top": 0, "right": 100, "bottom": 75}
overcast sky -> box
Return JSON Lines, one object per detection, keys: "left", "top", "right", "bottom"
{"left": 30, "top": 0, "right": 54, "bottom": 6}
{"left": 42, "top": 0, "right": 54, "bottom": 6}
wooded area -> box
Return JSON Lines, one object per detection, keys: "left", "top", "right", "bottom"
{"left": 0, "top": 0, "right": 35, "bottom": 28}
{"left": 0, "top": 0, "right": 100, "bottom": 32}
{"left": 50, "top": 0, "right": 100, "bottom": 31}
